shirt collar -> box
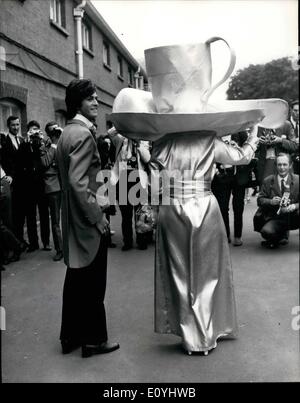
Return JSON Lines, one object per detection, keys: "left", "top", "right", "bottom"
{"left": 73, "top": 114, "right": 94, "bottom": 130}
{"left": 291, "top": 116, "right": 298, "bottom": 128}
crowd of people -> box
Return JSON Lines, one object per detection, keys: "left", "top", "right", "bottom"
{"left": 0, "top": 100, "right": 299, "bottom": 271}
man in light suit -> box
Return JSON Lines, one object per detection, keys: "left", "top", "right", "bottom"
{"left": 56, "top": 79, "right": 119, "bottom": 358}
{"left": 255, "top": 153, "right": 299, "bottom": 249}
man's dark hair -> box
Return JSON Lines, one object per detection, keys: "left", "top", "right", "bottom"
{"left": 45, "top": 121, "right": 58, "bottom": 135}
{"left": 7, "top": 115, "right": 19, "bottom": 127}
{"left": 65, "top": 79, "right": 97, "bottom": 119}
{"left": 27, "top": 120, "right": 40, "bottom": 130}
{"left": 291, "top": 100, "right": 299, "bottom": 108}
{"left": 276, "top": 152, "right": 292, "bottom": 164}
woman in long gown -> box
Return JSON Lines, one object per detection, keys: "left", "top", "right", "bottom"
{"left": 149, "top": 129, "right": 258, "bottom": 354}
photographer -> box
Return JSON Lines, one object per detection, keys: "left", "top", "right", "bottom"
{"left": 256, "top": 123, "right": 298, "bottom": 186}
{"left": 212, "top": 131, "right": 257, "bottom": 246}
{"left": 39, "top": 122, "right": 63, "bottom": 261}
{"left": 19, "top": 120, "right": 51, "bottom": 252}
{"left": 255, "top": 153, "right": 299, "bottom": 249}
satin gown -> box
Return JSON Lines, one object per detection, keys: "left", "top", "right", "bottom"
{"left": 149, "top": 132, "right": 255, "bottom": 353}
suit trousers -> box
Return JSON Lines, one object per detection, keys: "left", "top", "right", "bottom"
{"left": 0, "top": 179, "right": 21, "bottom": 261}
{"left": 261, "top": 212, "right": 299, "bottom": 243}
{"left": 47, "top": 191, "right": 62, "bottom": 252}
{"left": 212, "top": 175, "right": 246, "bottom": 238}
{"left": 60, "top": 235, "right": 108, "bottom": 345}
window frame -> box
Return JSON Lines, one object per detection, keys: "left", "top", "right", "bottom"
{"left": 103, "top": 41, "right": 111, "bottom": 69}
{"left": 50, "top": 0, "right": 66, "bottom": 29}
{"left": 117, "top": 55, "right": 123, "bottom": 80}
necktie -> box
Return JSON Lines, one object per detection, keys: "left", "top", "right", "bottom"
{"left": 281, "top": 178, "right": 285, "bottom": 195}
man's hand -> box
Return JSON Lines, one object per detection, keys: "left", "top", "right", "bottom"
{"left": 4, "top": 176, "right": 13, "bottom": 184}
{"left": 269, "top": 135, "right": 282, "bottom": 145}
{"left": 281, "top": 204, "right": 297, "bottom": 214}
{"left": 270, "top": 196, "right": 282, "bottom": 206}
{"left": 96, "top": 215, "right": 110, "bottom": 235}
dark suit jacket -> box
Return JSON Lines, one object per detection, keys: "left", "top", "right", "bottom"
{"left": 256, "top": 122, "right": 298, "bottom": 183}
{"left": 56, "top": 119, "right": 104, "bottom": 268}
{"left": 257, "top": 173, "right": 299, "bottom": 223}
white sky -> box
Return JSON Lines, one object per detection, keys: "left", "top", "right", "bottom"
{"left": 91, "top": 0, "right": 298, "bottom": 100}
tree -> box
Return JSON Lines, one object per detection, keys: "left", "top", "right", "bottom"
{"left": 226, "top": 57, "right": 298, "bottom": 104}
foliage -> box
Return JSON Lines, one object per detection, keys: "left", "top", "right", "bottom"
{"left": 226, "top": 57, "right": 298, "bottom": 104}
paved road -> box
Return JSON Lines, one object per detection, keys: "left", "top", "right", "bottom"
{"left": 1, "top": 198, "right": 299, "bottom": 383}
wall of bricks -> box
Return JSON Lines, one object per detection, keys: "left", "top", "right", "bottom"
{"left": 0, "top": 0, "right": 144, "bottom": 133}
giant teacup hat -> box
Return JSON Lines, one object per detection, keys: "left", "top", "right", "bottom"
{"left": 111, "top": 38, "right": 288, "bottom": 141}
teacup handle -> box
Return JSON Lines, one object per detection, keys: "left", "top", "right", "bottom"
{"left": 204, "top": 36, "right": 236, "bottom": 103}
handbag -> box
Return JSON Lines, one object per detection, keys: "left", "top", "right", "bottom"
{"left": 135, "top": 204, "right": 157, "bottom": 234}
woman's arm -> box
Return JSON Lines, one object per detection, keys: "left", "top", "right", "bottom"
{"left": 214, "top": 126, "right": 259, "bottom": 165}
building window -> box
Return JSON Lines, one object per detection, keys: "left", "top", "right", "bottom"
{"left": 55, "top": 110, "right": 67, "bottom": 128}
{"left": 103, "top": 41, "right": 110, "bottom": 67}
{"left": 50, "top": 0, "right": 66, "bottom": 28}
{"left": 128, "top": 67, "right": 134, "bottom": 86}
{"left": 82, "top": 20, "right": 92, "bottom": 51}
{"left": 0, "top": 99, "right": 22, "bottom": 133}
{"left": 118, "top": 56, "right": 123, "bottom": 78}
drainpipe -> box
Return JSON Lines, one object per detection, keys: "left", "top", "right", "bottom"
{"left": 74, "top": 0, "right": 86, "bottom": 79}
{"left": 134, "top": 66, "right": 141, "bottom": 89}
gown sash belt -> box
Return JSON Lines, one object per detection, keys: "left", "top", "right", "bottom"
{"left": 166, "top": 179, "right": 212, "bottom": 199}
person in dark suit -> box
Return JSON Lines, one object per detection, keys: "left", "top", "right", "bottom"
{"left": 0, "top": 140, "right": 27, "bottom": 267}
{"left": 1, "top": 116, "right": 27, "bottom": 245}
{"left": 212, "top": 131, "right": 256, "bottom": 246}
{"left": 39, "top": 121, "right": 64, "bottom": 261}
{"left": 256, "top": 121, "right": 298, "bottom": 186}
{"left": 255, "top": 153, "right": 299, "bottom": 249}
{"left": 56, "top": 79, "right": 119, "bottom": 358}
{"left": 289, "top": 100, "right": 299, "bottom": 174}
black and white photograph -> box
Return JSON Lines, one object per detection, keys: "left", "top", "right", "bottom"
{"left": 0, "top": 0, "right": 299, "bottom": 387}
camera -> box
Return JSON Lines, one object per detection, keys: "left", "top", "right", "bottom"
{"left": 28, "top": 129, "right": 43, "bottom": 147}
{"left": 50, "top": 127, "right": 63, "bottom": 137}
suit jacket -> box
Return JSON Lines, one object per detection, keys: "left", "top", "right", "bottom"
{"left": 40, "top": 145, "right": 61, "bottom": 194}
{"left": 0, "top": 133, "right": 24, "bottom": 187}
{"left": 56, "top": 119, "right": 104, "bottom": 268}
{"left": 257, "top": 173, "right": 299, "bottom": 222}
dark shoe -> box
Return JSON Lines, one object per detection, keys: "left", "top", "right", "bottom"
{"left": 43, "top": 245, "right": 52, "bottom": 251}
{"left": 122, "top": 244, "right": 132, "bottom": 251}
{"left": 3, "top": 257, "right": 11, "bottom": 265}
{"left": 233, "top": 237, "right": 243, "bottom": 246}
{"left": 27, "top": 244, "right": 39, "bottom": 253}
{"left": 261, "top": 240, "right": 278, "bottom": 249}
{"left": 53, "top": 251, "right": 63, "bottom": 261}
{"left": 108, "top": 242, "right": 117, "bottom": 248}
{"left": 9, "top": 253, "right": 20, "bottom": 263}
{"left": 61, "top": 340, "right": 81, "bottom": 354}
{"left": 82, "top": 341, "right": 120, "bottom": 358}
{"left": 278, "top": 238, "right": 289, "bottom": 246}
{"left": 137, "top": 243, "right": 147, "bottom": 250}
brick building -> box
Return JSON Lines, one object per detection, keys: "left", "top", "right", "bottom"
{"left": 0, "top": 0, "right": 147, "bottom": 134}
